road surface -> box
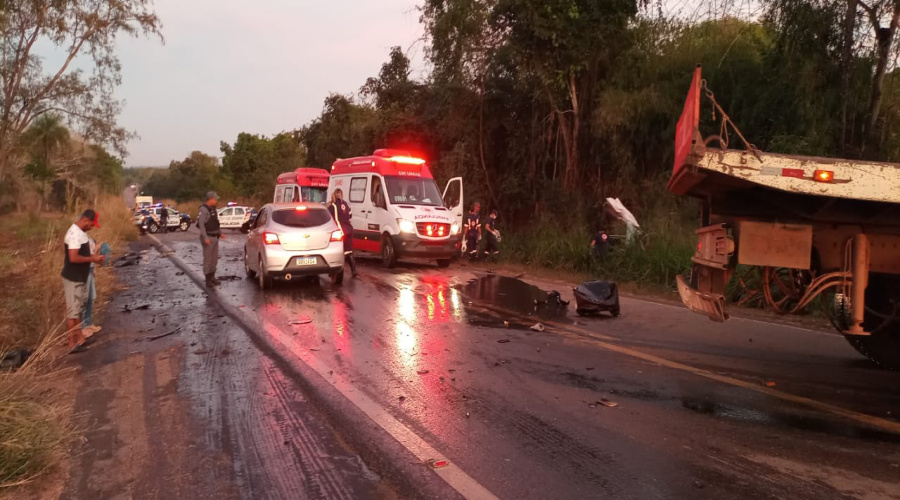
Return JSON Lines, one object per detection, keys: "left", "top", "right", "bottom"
{"left": 68, "top": 227, "right": 900, "bottom": 499}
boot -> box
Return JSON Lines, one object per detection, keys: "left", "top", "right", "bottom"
{"left": 348, "top": 253, "right": 358, "bottom": 277}
{"left": 205, "top": 274, "right": 217, "bottom": 288}
{"left": 212, "top": 275, "right": 222, "bottom": 285}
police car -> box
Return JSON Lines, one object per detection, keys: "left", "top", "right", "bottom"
{"left": 136, "top": 204, "right": 192, "bottom": 233}
{"left": 217, "top": 202, "right": 254, "bottom": 230}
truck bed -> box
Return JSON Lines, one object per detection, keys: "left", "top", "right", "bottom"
{"left": 669, "top": 148, "right": 900, "bottom": 205}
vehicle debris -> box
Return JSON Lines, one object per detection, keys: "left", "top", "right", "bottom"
{"left": 121, "top": 303, "right": 151, "bottom": 313}
{"left": 417, "top": 369, "right": 430, "bottom": 375}
{"left": 147, "top": 327, "right": 182, "bottom": 341}
{"left": 425, "top": 459, "right": 450, "bottom": 469}
{"left": 531, "top": 322, "right": 545, "bottom": 332}
{"left": 497, "top": 339, "right": 510, "bottom": 344}
{"left": 574, "top": 281, "right": 620, "bottom": 317}
{"left": 1, "top": 349, "right": 32, "bottom": 371}
{"left": 289, "top": 318, "right": 312, "bottom": 325}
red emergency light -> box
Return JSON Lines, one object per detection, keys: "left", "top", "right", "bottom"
{"left": 390, "top": 156, "right": 426, "bottom": 165}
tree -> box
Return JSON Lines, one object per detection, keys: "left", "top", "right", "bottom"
{"left": 0, "top": 0, "right": 162, "bottom": 189}
{"left": 220, "top": 133, "right": 306, "bottom": 199}
{"left": 21, "top": 114, "right": 70, "bottom": 210}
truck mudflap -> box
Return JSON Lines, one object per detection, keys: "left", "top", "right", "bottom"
{"left": 676, "top": 274, "right": 728, "bottom": 322}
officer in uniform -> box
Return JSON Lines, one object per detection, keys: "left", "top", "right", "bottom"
{"left": 198, "top": 191, "right": 222, "bottom": 287}
{"left": 480, "top": 209, "right": 500, "bottom": 259}
{"left": 158, "top": 204, "right": 168, "bottom": 234}
{"left": 464, "top": 202, "right": 481, "bottom": 260}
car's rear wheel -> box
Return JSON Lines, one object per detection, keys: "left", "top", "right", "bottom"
{"left": 244, "top": 250, "right": 256, "bottom": 278}
{"left": 382, "top": 235, "right": 397, "bottom": 268}
{"left": 180, "top": 221, "right": 189, "bottom": 232}
{"left": 148, "top": 222, "right": 159, "bottom": 234}
{"left": 258, "top": 258, "right": 272, "bottom": 290}
{"left": 331, "top": 269, "right": 344, "bottom": 285}
{"left": 436, "top": 258, "right": 451, "bottom": 268}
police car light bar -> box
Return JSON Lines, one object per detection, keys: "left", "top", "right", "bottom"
{"left": 389, "top": 156, "right": 426, "bottom": 165}
{"left": 227, "top": 201, "right": 237, "bottom": 206}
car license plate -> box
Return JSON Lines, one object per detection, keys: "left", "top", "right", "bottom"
{"left": 296, "top": 257, "right": 317, "bottom": 266}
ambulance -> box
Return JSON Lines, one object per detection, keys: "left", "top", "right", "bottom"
{"left": 328, "top": 149, "right": 464, "bottom": 268}
{"left": 274, "top": 168, "right": 330, "bottom": 204}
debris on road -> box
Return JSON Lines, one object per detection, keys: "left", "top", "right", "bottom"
{"left": 765, "top": 381, "right": 776, "bottom": 387}
{"left": 121, "top": 303, "right": 150, "bottom": 313}
{"left": 504, "top": 321, "right": 510, "bottom": 327}
{"left": 425, "top": 459, "right": 450, "bottom": 469}
{"left": 531, "top": 322, "right": 545, "bottom": 332}
{"left": 289, "top": 318, "right": 312, "bottom": 325}
{"left": 497, "top": 339, "right": 511, "bottom": 344}
{"left": 598, "top": 398, "right": 618, "bottom": 408}
{"left": 194, "top": 349, "right": 211, "bottom": 355}
{"left": 417, "top": 369, "right": 430, "bottom": 375}
{"left": 147, "top": 327, "right": 182, "bottom": 341}
{"left": 217, "top": 275, "right": 242, "bottom": 281}
{"left": 1, "top": 349, "right": 32, "bottom": 370}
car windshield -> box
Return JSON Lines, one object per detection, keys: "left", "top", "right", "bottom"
{"left": 301, "top": 187, "right": 328, "bottom": 204}
{"left": 384, "top": 176, "right": 442, "bottom": 206}
{"left": 271, "top": 208, "right": 332, "bottom": 228}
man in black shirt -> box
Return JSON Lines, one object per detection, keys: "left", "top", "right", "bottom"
{"left": 591, "top": 226, "right": 610, "bottom": 260}
{"left": 158, "top": 205, "right": 168, "bottom": 234}
{"left": 62, "top": 209, "right": 106, "bottom": 352}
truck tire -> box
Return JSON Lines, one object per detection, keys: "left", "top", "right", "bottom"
{"left": 382, "top": 235, "right": 397, "bottom": 268}
{"left": 842, "top": 273, "right": 900, "bottom": 370}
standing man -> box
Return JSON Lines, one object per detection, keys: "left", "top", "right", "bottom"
{"left": 464, "top": 202, "right": 481, "bottom": 261}
{"left": 590, "top": 225, "right": 610, "bottom": 260}
{"left": 62, "top": 209, "right": 105, "bottom": 353}
{"left": 198, "top": 191, "right": 222, "bottom": 288}
{"left": 479, "top": 209, "right": 501, "bottom": 260}
{"left": 329, "top": 189, "right": 358, "bottom": 277}
{"left": 158, "top": 204, "right": 168, "bottom": 234}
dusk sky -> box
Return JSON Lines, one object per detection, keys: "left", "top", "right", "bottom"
{"left": 114, "top": 0, "right": 426, "bottom": 167}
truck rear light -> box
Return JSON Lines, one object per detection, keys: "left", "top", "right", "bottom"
{"left": 330, "top": 230, "right": 343, "bottom": 242}
{"left": 813, "top": 170, "right": 834, "bottom": 182}
{"left": 781, "top": 168, "right": 805, "bottom": 178}
{"left": 263, "top": 232, "right": 280, "bottom": 245}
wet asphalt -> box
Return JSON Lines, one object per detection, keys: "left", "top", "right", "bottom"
{"left": 135, "top": 228, "right": 900, "bottom": 499}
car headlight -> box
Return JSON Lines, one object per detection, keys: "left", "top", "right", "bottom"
{"left": 397, "top": 219, "right": 416, "bottom": 233}
{"left": 451, "top": 223, "right": 460, "bottom": 235}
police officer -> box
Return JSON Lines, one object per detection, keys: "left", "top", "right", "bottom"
{"left": 464, "top": 202, "right": 481, "bottom": 260}
{"left": 158, "top": 204, "right": 168, "bottom": 234}
{"left": 198, "top": 191, "right": 223, "bottom": 287}
{"left": 590, "top": 225, "right": 610, "bottom": 260}
{"left": 329, "top": 189, "right": 358, "bottom": 277}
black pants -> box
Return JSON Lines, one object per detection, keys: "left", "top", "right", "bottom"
{"left": 466, "top": 232, "right": 478, "bottom": 255}
{"left": 480, "top": 232, "right": 499, "bottom": 257}
{"left": 159, "top": 219, "right": 167, "bottom": 233}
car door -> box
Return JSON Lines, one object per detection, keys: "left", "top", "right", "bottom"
{"left": 233, "top": 207, "right": 246, "bottom": 228}
{"left": 347, "top": 175, "right": 370, "bottom": 232}
{"left": 246, "top": 207, "right": 267, "bottom": 270}
{"left": 167, "top": 208, "right": 179, "bottom": 229}
{"left": 442, "top": 177, "right": 464, "bottom": 229}
{"left": 369, "top": 175, "right": 388, "bottom": 233}
{"left": 218, "top": 207, "right": 234, "bottom": 228}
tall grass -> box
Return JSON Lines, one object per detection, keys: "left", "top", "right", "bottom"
{"left": 501, "top": 188, "right": 698, "bottom": 292}
{"left": 0, "top": 195, "right": 137, "bottom": 488}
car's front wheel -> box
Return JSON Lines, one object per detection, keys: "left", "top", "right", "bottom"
{"left": 382, "top": 235, "right": 397, "bottom": 268}
{"left": 180, "top": 221, "right": 189, "bottom": 232}
{"left": 148, "top": 222, "right": 159, "bottom": 234}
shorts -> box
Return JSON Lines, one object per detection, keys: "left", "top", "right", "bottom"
{"left": 63, "top": 278, "right": 88, "bottom": 320}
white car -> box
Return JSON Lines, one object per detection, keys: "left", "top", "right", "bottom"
{"left": 217, "top": 205, "right": 254, "bottom": 230}
{"left": 243, "top": 203, "right": 346, "bottom": 289}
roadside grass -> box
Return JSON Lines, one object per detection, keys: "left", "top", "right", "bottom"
{"left": 501, "top": 193, "right": 697, "bottom": 294}
{"left": 0, "top": 195, "right": 137, "bottom": 489}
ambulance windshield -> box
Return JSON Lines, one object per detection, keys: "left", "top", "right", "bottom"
{"left": 384, "top": 176, "right": 443, "bottom": 206}
{"left": 301, "top": 187, "right": 328, "bottom": 204}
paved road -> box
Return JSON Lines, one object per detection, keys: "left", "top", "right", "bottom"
{"left": 131, "top": 228, "right": 900, "bottom": 498}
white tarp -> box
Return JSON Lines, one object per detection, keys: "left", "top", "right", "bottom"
{"left": 605, "top": 197, "right": 640, "bottom": 228}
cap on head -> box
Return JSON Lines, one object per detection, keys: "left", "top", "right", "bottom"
{"left": 81, "top": 209, "right": 101, "bottom": 228}
{"left": 206, "top": 191, "right": 219, "bottom": 201}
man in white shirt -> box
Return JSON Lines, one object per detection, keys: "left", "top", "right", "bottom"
{"left": 62, "top": 209, "right": 106, "bottom": 353}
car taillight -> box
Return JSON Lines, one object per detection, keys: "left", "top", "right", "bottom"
{"left": 263, "top": 232, "right": 280, "bottom": 245}
{"left": 331, "top": 230, "right": 343, "bottom": 242}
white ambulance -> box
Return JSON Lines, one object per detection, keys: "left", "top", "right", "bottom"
{"left": 274, "top": 168, "right": 330, "bottom": 204}
{"left": 328, "top": 149, "right": 464, "bottom": 268}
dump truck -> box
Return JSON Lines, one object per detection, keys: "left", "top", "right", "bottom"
{"left": 670, "top": 66, "right": 900, "bottom": 369}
